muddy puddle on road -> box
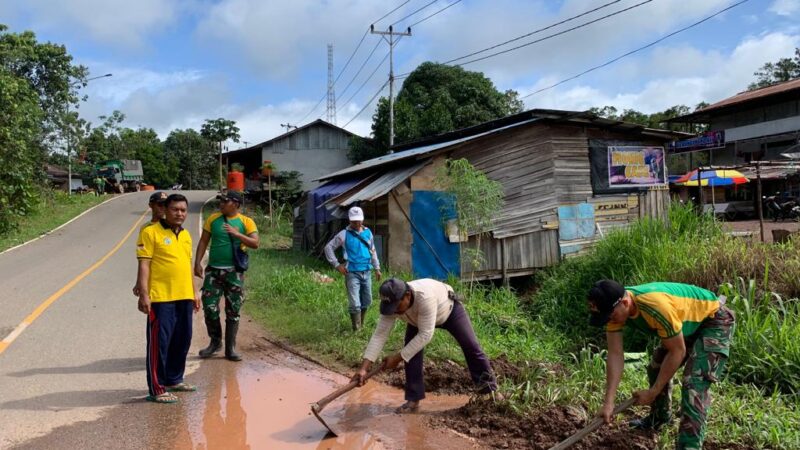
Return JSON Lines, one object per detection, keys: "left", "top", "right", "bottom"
{"left": 171, "top": 344, "right": 483, "bottom": 450}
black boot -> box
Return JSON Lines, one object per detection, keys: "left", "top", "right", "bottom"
{"left": 360, "top": 309, "right": 367, "bottom": 328}
{"left": 350, "top": 312, "right": 361, "bottom": 331}
{"left": 225, "top": 320, "right": 242, "bottom": 361}
{"left": 199, "top": 318, "right": 222, "bottom": 358}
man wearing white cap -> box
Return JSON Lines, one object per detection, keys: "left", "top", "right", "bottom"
{"left": 324, "top": 206, "right": 382, "bottom": 331}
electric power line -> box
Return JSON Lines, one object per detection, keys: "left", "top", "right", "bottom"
{"left": 391, "top": 0, "right": 441, "bottom": 27}
{"left": 442, "top": 0, "right": 623, "bottom": 65}
{"left": 344, "top": 80, "right": 390, "bottom": 127}
{"left": 453, "top": 0, "right": 653, "bottom": 67}
{"left": 409, "top": 0, "right": 463, "bottom": 28}
{"left": 338, "top": 51, "right": 391, "bottom": 113}
{"left": 338, "top": 40, "right": 382, "bottom": 101}
{"left": 520, "top": 0, "right": 751, "bottom": 99}
{"left": 296, "top": 0, "right": 412, "bottom": 124}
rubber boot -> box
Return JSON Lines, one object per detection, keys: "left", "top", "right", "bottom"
{"left": 225, "top": 320, "right": 242, "bottom": 361}
{"left": 350, "top": 312, "right": 361, "bottom": 331}
{"left": 360, "top": 309, "right": 367, "bottom": 328}
{"left": 198, "top": 318, "right": 222, "bottom": 358}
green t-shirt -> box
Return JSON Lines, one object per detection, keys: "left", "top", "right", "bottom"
{"left": 203, "top": 212, "right": 258, "bottom": 268}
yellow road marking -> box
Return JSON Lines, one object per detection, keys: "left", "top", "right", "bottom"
{"left": 0, "top": 210, "right": 148, "bottom": 355}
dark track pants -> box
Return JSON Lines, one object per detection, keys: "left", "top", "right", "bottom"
{"left": 404, "top": 301, "right": 496, "bottom": 401}
{"left": 146, "top": 300, "right": 194, "bottom": 397}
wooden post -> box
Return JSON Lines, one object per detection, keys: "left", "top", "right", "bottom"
{"left": 697, "top": 166, "right": 704, "bottom": 215}
{"left": 268, "top": 173, "right": 273, "bottom": 228}
{"left": 501, "top": 238, "right": 509, "bottom": 287}
{"left": 756, "top": 161, "right": 765, "bottom": 243}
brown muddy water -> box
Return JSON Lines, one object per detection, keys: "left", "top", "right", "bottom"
{"left": 169, "top": 336, "right": 483, "bottom": 450}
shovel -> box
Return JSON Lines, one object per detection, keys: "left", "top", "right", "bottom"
{"left": 548, "top": 397, "right": 636, "bottom": 450}
{"left": 311, "top": 365, "right": 383, "bottom": 436}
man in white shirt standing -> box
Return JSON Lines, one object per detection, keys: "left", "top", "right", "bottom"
{"left": 352, "top": 277, "right": 499, "bottom": 413}
{"left": 323, "top": 206, "right": 381, "bottom": 331}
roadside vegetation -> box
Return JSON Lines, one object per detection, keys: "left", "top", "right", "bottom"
{"left": 0, "top": 190, "right": 105, "bottom": 252}
{"left": 236, "top": 202, "right": 800, "bottom": 449}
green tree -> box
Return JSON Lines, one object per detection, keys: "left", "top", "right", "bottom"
{"left": 82, "top": 111, "right": 126, "bottom": 164}
{"left": 165, "top": 129, "right": 217, "bottom": 189}
{"left": 435, "top": 158, "right": 504, "bottom": 286}
{"left": 355, "top": 62, "right": 524, "bottom": 163}
{"left": 0, "top": 69, "right": 44, "bottom": 232}
{"left": 200, "top": 118, "right": 240, "bottom": 189}
{"left": 749, "top": 48, "right": 800, "bottom": 90}
{"left": 120, "top": 128, "right": 177, "bottom": 188}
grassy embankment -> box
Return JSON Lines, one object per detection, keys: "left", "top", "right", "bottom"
{"left": 0, "top": 190, "right": 106, "bottom": 252}
{"left": 230, "top": 202, "right": 799, "bottom": 449}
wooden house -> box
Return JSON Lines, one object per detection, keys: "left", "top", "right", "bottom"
{"left": 304, "top": 109, "right": 683, "bottom": 282}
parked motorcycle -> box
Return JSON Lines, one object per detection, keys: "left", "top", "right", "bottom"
{"left": 764, "top": 194, "right": 800, "bottom": 221}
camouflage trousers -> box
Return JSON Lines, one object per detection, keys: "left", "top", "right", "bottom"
{"left": 646, "top": 306, "right": 735, "bottom": 450}
{"left": 201, "top": 267, "right": 245, "bottom": 322}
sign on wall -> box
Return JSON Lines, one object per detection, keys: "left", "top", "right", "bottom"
{"left": 668, "top": 130, "right": 725, "bottom": 154}
{"left": 607, "top": 146, "right": 667, "bottom": 188}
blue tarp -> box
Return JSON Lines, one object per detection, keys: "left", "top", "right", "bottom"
{"left": 410, "top": 191, "right": 460, "bottom": 279}
{"left": 307, "top": 178, "right": 362, "bottom": 225}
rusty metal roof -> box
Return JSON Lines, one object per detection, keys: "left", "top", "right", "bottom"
{"left": 669, "top": 78, "right": 800, "bottom": 123}
{"left": 321, "top": 161, "right": 429, "bottom": 211}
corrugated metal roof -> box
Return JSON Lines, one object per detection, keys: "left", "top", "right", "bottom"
{"left": 316, "top": 118, "right": 540, "bottom": 181}
{"left": 324, "top": 161, "right": 429, "bottom": 208}
{"left": 670, "top": 78, "right": 800, "bottom": 123}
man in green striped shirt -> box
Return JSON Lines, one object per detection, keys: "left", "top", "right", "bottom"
{"left": 588, "top": 280, "right": 735, "bottom": 450}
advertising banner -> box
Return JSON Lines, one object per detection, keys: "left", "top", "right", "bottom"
{"left": 607, "top": 146, "right": 667, "bottom": 188}
{"left": 668, "top": 130, "right": 725, "bottom": 154}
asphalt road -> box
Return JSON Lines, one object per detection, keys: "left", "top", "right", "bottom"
{"left": 0, "top": 191, "right": 215, "bottom": 448}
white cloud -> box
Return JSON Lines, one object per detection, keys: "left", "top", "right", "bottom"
{"left": 76, "top": 64, "right": 373, "bottom": 146}
{"left": 769, "top": 0, "right": 800, "bottom": 16}
{"left": 2, "top": 0, "right": 183, "bottom": 48}
{"left": 518, "top": 32, "right": 800, "bottom": 114}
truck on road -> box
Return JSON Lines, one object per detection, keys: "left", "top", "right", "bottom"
{"left": 93, "top": 159, "right": 144, "bottom": 193}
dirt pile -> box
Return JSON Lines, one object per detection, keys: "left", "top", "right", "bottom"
{"left": 430, "top": 398, "right": 656, "bottom": 450}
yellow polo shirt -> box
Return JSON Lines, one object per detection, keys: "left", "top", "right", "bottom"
{"left": 136, "top": 221, "right": 194, "bottom": 302}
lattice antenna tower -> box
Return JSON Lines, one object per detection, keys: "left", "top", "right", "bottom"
{"left": 326, "top": 44, "right": 337, "bottom": 125}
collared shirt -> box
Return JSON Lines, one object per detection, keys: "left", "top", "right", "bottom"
{"left": 203, "top": 212, "right": 257, "bottom": 269}
{"left": 363, "top": 279, "right": 455, "bottom": 362}
{"left": 606, "top": 282, "right": 720, "bottom": 339}
{"left": 136, "top": 219, "right": 194, "bottom": 302}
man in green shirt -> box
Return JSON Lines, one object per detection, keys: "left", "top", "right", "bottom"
{"left": 589, "top": 280, "right": 735, "bottom": 450}
{"left": 194, "top": 191, "right": 259, "bottom": 361}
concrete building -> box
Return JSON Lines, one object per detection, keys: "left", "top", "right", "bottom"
{"left": 225, "top": 119, "right": 361, "bottom": 192}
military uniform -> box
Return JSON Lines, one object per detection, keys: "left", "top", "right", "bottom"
{"left": 607, "top": 282, "right": 735, "bottom": 449}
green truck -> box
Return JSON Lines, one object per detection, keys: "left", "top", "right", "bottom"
{"left": 93, "top": 159, "right": 144, "bottom": 193}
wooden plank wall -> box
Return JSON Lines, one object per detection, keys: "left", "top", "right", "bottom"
{"left": 461, "top": 230, "right": 559, "bottom": 278}
{"left": 450, "top": 124, "right": 561, "bottom": 239}
{"left": 638, "top": 185, "right": 671, "bottom": 220}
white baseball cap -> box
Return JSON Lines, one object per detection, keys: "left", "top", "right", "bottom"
{"left": 348, "top": 206, "right": 364, "bottom": 221}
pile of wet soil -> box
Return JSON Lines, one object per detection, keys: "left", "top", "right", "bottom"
{"left": 429, "top": 398, "right": 756, "bottom": 450}
{"left": 382, "top": 355, "right": 533, "bottom": 395}
{"left": 429, "top": 398, "right": 656, "bottom": 449}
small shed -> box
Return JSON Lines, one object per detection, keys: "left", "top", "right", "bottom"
{"left": 225, "top": 119, "right": 361, "bottom": 192}
{"left": 306, "top": 109, "right": 683, "bottom": 282}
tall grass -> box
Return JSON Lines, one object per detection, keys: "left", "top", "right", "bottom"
{"left": 720, "top": 279, "right": 800, "bottom": 393}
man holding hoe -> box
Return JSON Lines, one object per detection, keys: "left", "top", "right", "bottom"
{"left": 352, "top": 277, "right": 499, "bottom": 413}
{"left": 589, "top": 279, "right": 735, "bottom": 449}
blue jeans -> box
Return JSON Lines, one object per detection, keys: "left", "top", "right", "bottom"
{"left": 345, "top": 270, "right": 372, "bottom": 314}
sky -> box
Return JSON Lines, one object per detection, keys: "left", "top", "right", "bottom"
{"left": 2, "top": 0, "right": 799, "bottom": 149}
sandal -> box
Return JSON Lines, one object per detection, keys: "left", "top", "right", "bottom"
{"left": 395, "top": 401, "right": 420, "bottom": 414}
{"left": 166, "top": 382, "right": 197, "bottom": 392}
{"left": 146, "top": 392, "right": 178, "bottom": 403}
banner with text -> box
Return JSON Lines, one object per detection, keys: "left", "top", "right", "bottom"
{"left": 607, "top": 146, "right": 667, "bottom": 188}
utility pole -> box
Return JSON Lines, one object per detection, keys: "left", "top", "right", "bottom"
{"left": 327, "top": 43, "right": 337, "bottom": 125}
{"left": 370, "top": 25, "right": 411, "bottom": 151}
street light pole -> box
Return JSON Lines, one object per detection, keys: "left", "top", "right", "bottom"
{"left": 67, "top": 73, "right": 112, "bottom": 195}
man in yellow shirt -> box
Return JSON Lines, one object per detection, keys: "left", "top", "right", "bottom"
{"left": 136, "top": 194, "right": 200, "bottom": 403}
